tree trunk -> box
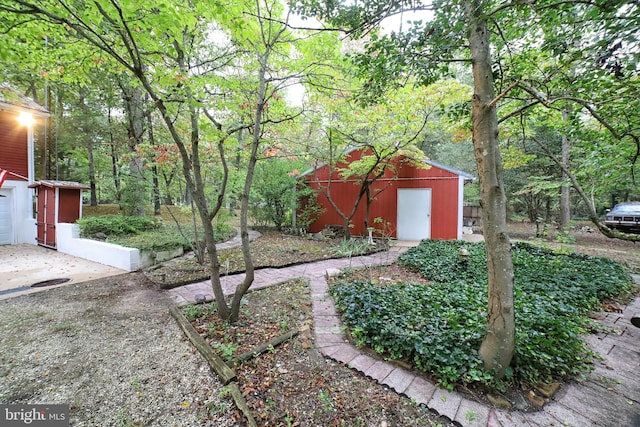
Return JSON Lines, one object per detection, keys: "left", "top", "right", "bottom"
{"left": 121, "top": 82, "right": 147, "bottom": 216}
{"left": 79, "top": 88, "right": 98, "bottom": 206}
{"left": 229, "top": 52, "right": 269, "bottom": 322}
{"left": 184, "top": 101, "right": 230, "bottom": 318}
{"left": 466, "top": 0, "right": 515, "bottom": 378}
{"left": 559, "top": 109, "right": 571, "bottom": 230}
{"left": 146, "top": 104, "right": 161, "bottom": 215}
{"left": 108, "top": 107, "right": 121, "bottom": 202}
{"left": 87, "top": 140, "right": 98, "bottom": 206}
{"left": 534, "top": 139, "right": 640, "bottom": 243}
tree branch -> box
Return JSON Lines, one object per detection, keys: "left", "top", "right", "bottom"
{"left": 531, "top": 136, "right": 640, "bottom": 242}
{"left": 488, "top": 81, "right": 519, "bottom": 108}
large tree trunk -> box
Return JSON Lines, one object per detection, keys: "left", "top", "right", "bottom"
{"left": 559, "top": 109, "right": 571, "bottom": 230}
{"left": 121, "top": 83, "right": 147, "bottom": 216}
{"left": 466, "top": 0, "right": 515, "bottom": 378}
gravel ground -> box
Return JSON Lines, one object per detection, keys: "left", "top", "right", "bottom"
{"left": 0, "top": 273, "right": 236, "bottom": 426}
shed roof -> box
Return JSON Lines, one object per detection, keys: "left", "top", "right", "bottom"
{"left": 0, "top": 84, "right": 50, "bottom": 116}
{"left": 299, "top": 146, "right": 476, "bottom": 181}
{"left": 29, "top": 180, "right": 91, "bottom": 190}
{"left": 424, "top": 159, "right": 475, "bottom": 181}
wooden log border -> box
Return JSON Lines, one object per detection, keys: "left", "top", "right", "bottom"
{"left": 170, "top": 307, "right": 257, "bottom": 425}
{"left": 169, "top": 307, "right": 236, "bottom": 384}
{"left": 171, "top": 307, "right": 299, "bottom": 427}
{"left": 232, "top": 329, "right": 299, "bottom": 365}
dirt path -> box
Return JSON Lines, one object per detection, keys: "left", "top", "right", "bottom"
{"left": 0, "top": 273, "right": 236, "bottom": 426}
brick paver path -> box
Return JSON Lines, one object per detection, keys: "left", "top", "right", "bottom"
{"left": 166, "top": 250, "right": 640, "bottom": 427}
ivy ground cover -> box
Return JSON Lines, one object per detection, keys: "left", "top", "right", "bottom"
{"left": 330, "top": 240, "right": 635, "bottom": 390}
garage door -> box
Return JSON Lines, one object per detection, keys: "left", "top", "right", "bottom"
{"left": 397, "top": 188, "right": 431, "bottom": 241}
{"left": 0, "top": 189, "right": 13, "bottom": 245}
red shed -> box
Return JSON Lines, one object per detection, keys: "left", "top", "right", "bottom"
{"left": 29, "top": 180, "right": 90, "bottom": 248}
{"left": 300, "top": 147, "right": 475, "bottom": 241}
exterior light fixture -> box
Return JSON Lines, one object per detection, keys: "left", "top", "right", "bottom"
{"left": 17, "top": 111, "right": 35, "bottom": 127}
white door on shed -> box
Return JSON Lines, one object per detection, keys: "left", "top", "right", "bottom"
{"left": 397, "top": 188, "right": 431, "bottom": 241}
{"left": 0, "top": 189, "right": 13, "bottom": 245}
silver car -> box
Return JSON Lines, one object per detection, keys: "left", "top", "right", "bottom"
{"left": 604, "top": 201, "right": 640, "bottom": 233}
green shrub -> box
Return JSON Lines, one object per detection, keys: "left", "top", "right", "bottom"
{"left": 77, "top": 214, "right": 160, "bottom": 236}
{"left": 250, "top": 158, "right": 310, "bottom": 230}
{"left": 109, "top": 222, "right": 235, "bottom": 252}
{"left": 78, "top": 212, "right": 235, "bottom": 252}
{"left": 331, "top": 240, "right": 634, "bottom": 390}
{"left": 330, "top": 238, "right": 372, "bottom": 257}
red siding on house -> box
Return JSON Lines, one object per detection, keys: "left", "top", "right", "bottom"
{"left": 0, "top": 111, "right": 28, "bottom": 180}
{"left": 303, "top": 148, "right": 463, "bottom": 240}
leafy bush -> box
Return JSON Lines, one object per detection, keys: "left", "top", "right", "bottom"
{"left": 78, "top": 212, "right": 235, "bottom": 252}
{"left": 250, "top": 158, "right": 309, "bottom": 230}
{"left": 109, "top": 222, "right": 235, "bottom": 252}
{"left": 331, "top": 240, "right": 634, "bottom": 390}
{"left": 77, "top": 214, "right": 160, "bottom": 236}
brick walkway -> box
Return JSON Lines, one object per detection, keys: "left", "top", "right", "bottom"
{"left": 165, "top": 251, "right": 640, "bottom": 427}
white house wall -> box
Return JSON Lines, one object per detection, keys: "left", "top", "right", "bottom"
{"left": 0, "top": 180, "right": 37, "bottom": 245}
{"left": 1, "top": 180, "right": 35, "bottom": 245}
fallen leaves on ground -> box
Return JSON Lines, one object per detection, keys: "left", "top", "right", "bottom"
{"left": 147, "top": 230, "right": 386, "bottom": 288}
{"left": 185, "top": 279, "right": 454, "bottom": 427}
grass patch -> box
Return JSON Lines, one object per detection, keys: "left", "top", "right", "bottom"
{"left": 330, "top": 240, "right": 635, "bottom": 392}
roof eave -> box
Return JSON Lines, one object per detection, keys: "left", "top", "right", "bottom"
{"left": 0, "top": 102, "right": 51, "bottom": 117}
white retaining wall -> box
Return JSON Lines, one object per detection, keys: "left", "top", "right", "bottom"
{"left": 56, "top": 223, "right": 141, "bottom": 271}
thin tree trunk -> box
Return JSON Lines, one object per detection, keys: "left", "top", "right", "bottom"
{"left": 559, "top": 109, "right": 571, "bottom": 230}
{"left": 185, "top": 101, "right": 229, "bottom": 319}
{"left": 532, "top": 136, "right": 640, "bottom": 242}
{"left": 161, "top": 170, "right": 175, "bottom": 205}
{"left": 466, "top": 0, "right": 515, "bottom": 378}
{"left": 229, "top": 53, "right": 268, "bottom": 322}
{"left": 107, "top": 107, "right": 121, "bottom": 202}
{"left": 87, "top": 140, "right": 98, "bottom": 206}
{"left": 79, "top": 88, "right": 98, "bottom": 206}
{"left": 146, "top": 104, "right": 161, "bottom": 215}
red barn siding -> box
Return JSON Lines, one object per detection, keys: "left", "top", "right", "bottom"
{"left": 303, "top": 148, "right": 466, "bottom": 240}
{"left": 0, "top": 111, "right": 28, "bottom": 180}
{"left": 58, "top": 189, "right": 82, "bottom": 223}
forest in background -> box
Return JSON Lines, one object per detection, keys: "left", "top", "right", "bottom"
{"left": 1, "top": 0, "right": 638, "bottom": 231}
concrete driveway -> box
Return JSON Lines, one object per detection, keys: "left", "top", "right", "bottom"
{"left": 0, "top": 244, "right": 127, "bottom": 300}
